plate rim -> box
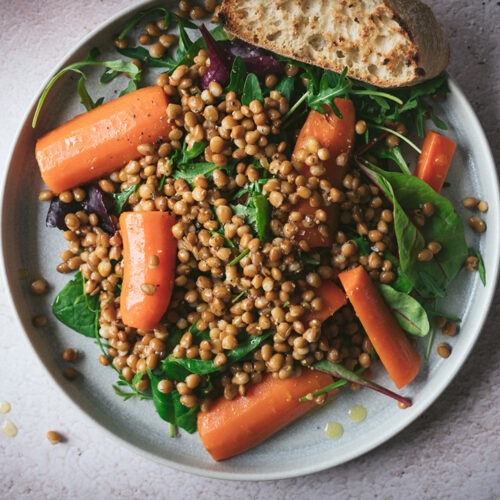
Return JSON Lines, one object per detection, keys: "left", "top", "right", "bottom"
{"left": 1, "top": 1, "right": 499, "bottom": 480}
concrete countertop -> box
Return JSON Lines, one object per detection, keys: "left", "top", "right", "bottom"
{"left": 1, "top": 1, "right": 499, "bottom": 498}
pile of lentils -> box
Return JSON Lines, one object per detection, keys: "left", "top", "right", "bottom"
{"left": 35, "top": 9, "right": 486, "bottom": 409}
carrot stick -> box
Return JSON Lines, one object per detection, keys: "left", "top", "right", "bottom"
{"left": 36, "top": 86, "right": 172, "bottom": 194}
{"left": 414, "top": 130, "right": 456, "bottom": 193}
{"left": 293, "top": 98, "right": 356, "bottom": 247}
{"left": 120, "top": 211, "right": 177, "bottom": 330}
{"left": 303, "top": 281, "right": 347, "bottom": 323}
{"left": 338, "top": 266, "right": 421, "bottom": 389}
{"left": 197, "top": 369, "right": 335, "bottom": 461}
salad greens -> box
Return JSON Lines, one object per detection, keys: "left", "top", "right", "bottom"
{"left": 32, "top": 48, "right": 141, "bottom": 127}
{"left": 52, "top": 272, "right": 99, "bottom": 338}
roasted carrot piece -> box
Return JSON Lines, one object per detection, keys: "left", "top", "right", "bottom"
{"left": 197, "top": 369, "right": 335, "bottom": 461}
{"left": 414, "top": 130, "right": 456, "bottom": 193}
{"left": 338, "top": 266, "right": 421, "bottom": 389}
{"left": 35, "top": 86, "right": 172, "bottom": 193}
{"left": 303, "top": 281, "right": 347, "bottom": 323}
{"left": 120, "top": 211, "right": 177, "bottom": 330}
{"left": 293, "top": 98, "right": 356, "bottom": 247}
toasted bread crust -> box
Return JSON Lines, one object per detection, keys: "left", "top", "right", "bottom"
{"left": 220, "top": 0, "right": 449, "bottom": 87}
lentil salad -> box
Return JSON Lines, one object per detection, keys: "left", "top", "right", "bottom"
{"left": 32, "top": 4, "right": 488, "bottom": 460}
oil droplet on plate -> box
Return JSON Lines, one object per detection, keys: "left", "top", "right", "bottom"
{"left": 0, "top": 401, "right": 11, "bottom": 414}
{"left": 349, "top": 405, "right": 367, "bottom": 423}
{"left": 2, "top": 419, "right": 18, "bottom": 437}
{"left": 325, "top": 422, "right": 344, "bottom": 440}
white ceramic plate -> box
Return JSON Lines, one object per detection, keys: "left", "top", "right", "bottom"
{"left": 1, "top": 1, "right": 499, "bottom": 480}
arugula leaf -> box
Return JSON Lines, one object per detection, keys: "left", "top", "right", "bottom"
{"left": 469, "top": 247, "right": 486, "bottom": 286}
{"left": 111, "top": 184, "right": 140, "bottom": 214}
{"left": 232, "top": 193, "right": 270, "bottom": 241}
{"left": 162, "top": 331, "right": 271, "bottom": 376}
{"left": 177, "top": 22, "right": 193, "bottom": 59}
{"left": 313, "top": 360, "right": 411, "bottom": 406}
{"left": 373, "top": 144, "right": 411, "bottom": 175}
{"left": 378, "top": 284, "right": 430, "bottom": 336}
{"left": 225, "top": 56, "right": 246, "bottom": 94}
{"left": 306, "top": 68, "right": 349, "bottom": 118}
{"left": 229, "top": 248, "right": 250, "bottom": 266}
{"left": 120, "top": 78, "right": 140, "bottom": 96}
{"left": 77, "top": 76, "right": 104, "bottom": 111}
{"left": 171, "top": 140, "right": 207, "bottom": 167}
{"left": 302, "top": 254, "right": 320, "bottom": 266}
{"left": 173, "top": 161, "right": 234, "bottom": 185}
{"left": 33, "top": 49, "right": 141, "bottom": 127}
{"left": 52, "top": 272, "right": 99, "bottom": 338}
{"left": 117, "top": 46, "right": 177, "bottom": 69}
{"left": 358, "top": 160, "right": 468, "bottom": 300}
{"left": 100, "top": 68, "right": 119, "bottom": 84}
{"left": 299, "top": 368, "right": 366, "bottom": 402}
{"left": 241, "top": 73, "right": 263, "bottom": 105}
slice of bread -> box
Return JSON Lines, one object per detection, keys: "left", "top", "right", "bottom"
{"left": 219, "top": 0, "right": 449, "bottom": 87}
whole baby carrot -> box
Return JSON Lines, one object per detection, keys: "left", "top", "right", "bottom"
{"left": 197, "top": 368, "right": 335, "bottom": 461}
{"left": 339, "top": 266, "right": 421, "bottom": 389}
{"left": 36, "top": 86, "right": 172, "bottom": 193}
{"left": 120, "top": 211, "right": 177, "bottom": 330}
{"left": 293, "top": 98, "right": 356, "bottom": 247}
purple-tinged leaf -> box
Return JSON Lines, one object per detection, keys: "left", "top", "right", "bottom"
{"left": 199, "top": 25, "right": 283, "bottom": 89}
{"left": 82, "top": 184, "right": 116, "bottom": 234}
{"left": 242, "top": 56, "right": 283, "bottom": 77}
{"left": 199, "top": 24, "right": 232, "bottom": 89}
{"left": 313, "top": 359, "right": 412, "bottom": 407}
{"left": 46, "top": 199, "right": 81, "bottom": 230}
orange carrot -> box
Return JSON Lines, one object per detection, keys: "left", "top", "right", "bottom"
{"left": 36, "top": 86, "right": 172, "bottom": 193}
{"left": 338, "top": 266, "right": 421, "bottom": 389}
{"left": 293, "top": 98, "right": 356, "bottom": 246}
{"left": 303, "top": 281, "right": 347, "bottom": 323}
{"left": 198, "top": 369, "right": 335, "bottom": 461}
{"left": 414, "top": 130, "right": 456, "bottom": 193}
{"left": 120, "top": 211, "right": 177, "bottom": 330}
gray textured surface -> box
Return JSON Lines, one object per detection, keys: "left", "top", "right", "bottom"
{"left": 0, "top": 1, "right": 499, "bottom": 499}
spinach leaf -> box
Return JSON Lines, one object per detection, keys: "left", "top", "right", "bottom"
{"left": 384, "top": 252, "right": 413, "bottom": 294}
{"left": 77, "top": 76, "right": 104, "bottom": 111}
{"left": 225, "top": 56, "right": 246, "bottom": 94}
{"left": 377, "top": 284, "right": 430, "bottom": 336}
{"left": 469, "top": 247, "right": 486, "bottom": 286}
{"left": 162, "top": 331, "right": 271, "bottom": 376}
{"left": 52, "top": 272, "right": 99, "bottom": 338}
{"left": 358, "top": 161, "right": 468, "bottom": 300}
{"left": 147, "top": 369, "right": 198, "bottom": 434}
{"left": 111, "top": 184, "right": 140, "bottom": 214}
{"left": 272, "top": 76, "right": 295, "bottom": 102}
{"left": 241, "top": 73, "right": 263, "bottom": 105}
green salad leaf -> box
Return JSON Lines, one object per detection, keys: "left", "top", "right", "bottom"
{"left": 118, "top": 46, "right": 177, "bottom": 69}
{"left": 469, "top": 247, "right": 486, "bottom": 286}
{"left": 358, "top": 160, "right": 468, "bottom": 300}
{"left": 173, "top": 161, "right": 235, "bottom": 185}
{"left": 241, "top": 73, "right": 263, "bottom": 105}
{"left": 52, "top": 272, "right": 99, "bottom": 338}
{"left": 232, "top": 193, "right": 270, "bottom": 241}
{"left": 378, "top": 284, "right": 430, "bottom": 336}
{"left": 162, "top": 331, "right": 271, "bottom": 376}
{"left": 148, "top": 369, "right": 198, "bottom": 434}
{"left": 111, "top": 183, "right": 141, "bottom": 214}
{"left": 33, "top": 49, "right": 141, "bottom": 127}
{"left": 77, "top": 76, "right": 104, "bottom": 111}
{"left": 226, "top": 56, "right": 246, "bottom": 94}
